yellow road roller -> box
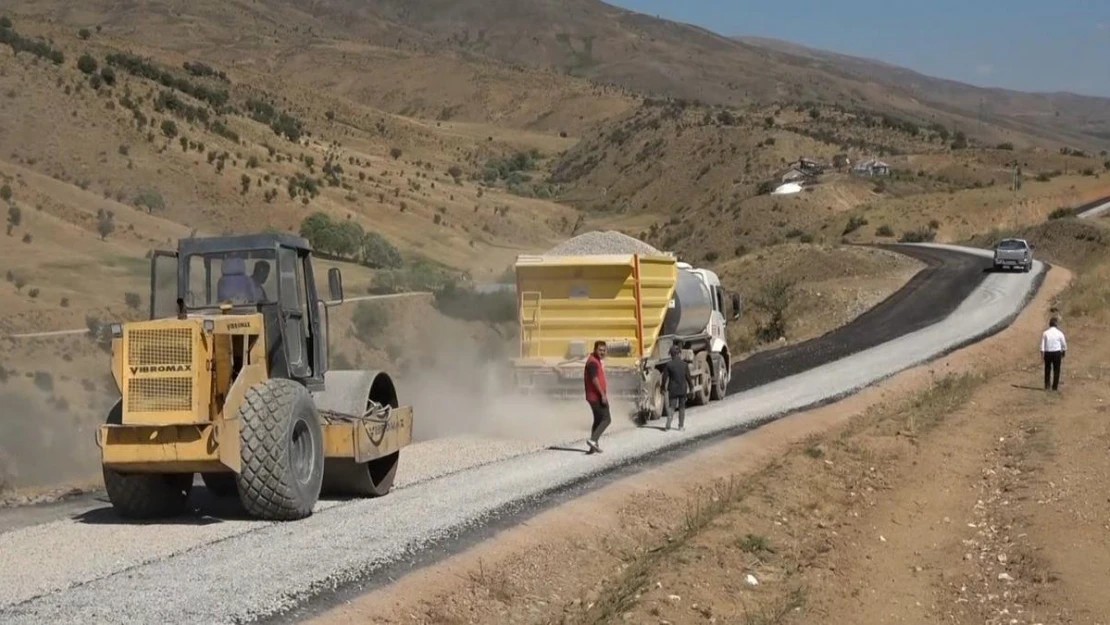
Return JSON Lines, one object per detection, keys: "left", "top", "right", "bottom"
{"left": 95, "top": 233, "right": 413, "bottom": 521}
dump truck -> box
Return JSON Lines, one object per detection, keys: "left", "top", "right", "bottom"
{"left": 95, "top": 233, "right": 413, "bottom": 521}
{"left": 512, "top": 252, "right": 740, "bottom": 422}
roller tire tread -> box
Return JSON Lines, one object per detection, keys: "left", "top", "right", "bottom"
{"left": 236, "top": 378, "right": 323, "bottom": 521}
{"left": 102, "top": 401, "right": 193, "bottom": 519}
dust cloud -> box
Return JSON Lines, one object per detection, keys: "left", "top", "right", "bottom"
{"left": 0, "top": 389, "right": 111, "bottom": 498}
{"left": 392, "top": 321, "right": 639, "bottom": 446}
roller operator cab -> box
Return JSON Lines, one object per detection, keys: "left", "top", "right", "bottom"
{"left": 96, "top": 233, "right": 414, "bottom": 521}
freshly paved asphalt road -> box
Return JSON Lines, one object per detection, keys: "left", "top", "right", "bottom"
{"left": 727, "top": 243, "right": 989, "bottom": 393}
{"left": 0, "top": 243, "right": 1044, "bottom": 625}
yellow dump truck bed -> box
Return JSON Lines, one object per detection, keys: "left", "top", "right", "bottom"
{"left": 512, "top": 253, "right": 677, "bottom": 397}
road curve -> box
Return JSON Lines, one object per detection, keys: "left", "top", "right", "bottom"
{"left": 728, "top": 243, "right": 989, "bottom": 393}
{"left": 0, "top": 244, "right": 1046, "bottom": 625}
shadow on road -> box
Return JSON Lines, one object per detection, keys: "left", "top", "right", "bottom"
{"left": 73, "top": 488, "right": 253, "bottom": 526}
{"left": 546, "top": 445, "right": 588, "bottom": 454}
{"left": 1010, "top": 384, "right": 1046, "bottom": 392}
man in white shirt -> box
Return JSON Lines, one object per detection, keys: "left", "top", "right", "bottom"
{"left": 1040, "top": 317, "right": 1067, "bottom": 391}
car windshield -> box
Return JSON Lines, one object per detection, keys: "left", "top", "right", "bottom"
{"left": 183, "top": 250, "right": 278, "bottom": 310}
{"left": 997, "top": 240, "right": 1026, "bottom": 250}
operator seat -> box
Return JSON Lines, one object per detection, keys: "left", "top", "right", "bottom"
{"left": 216, "top": 257, "right": 259, "bottom": 304}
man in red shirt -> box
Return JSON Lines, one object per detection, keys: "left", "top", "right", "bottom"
{"left": 584, "top": 340, "right": 610, "bottom": 454}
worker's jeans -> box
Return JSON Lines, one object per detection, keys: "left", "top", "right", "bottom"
{"left": 1044, "top": 351, "right": 1063, "bottom": 390}
{"left": 589, "top": 400, "right": 611, "bottom": 442}
{"left": 665, "top": 394, "right": 687, "bottom": 430}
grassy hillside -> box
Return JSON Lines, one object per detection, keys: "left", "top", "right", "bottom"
{"left": 7, "top": 0, "right": 1110, "bottom": 151}
{"left": 550, "top": 99, "right": 1110, "bottom": 263}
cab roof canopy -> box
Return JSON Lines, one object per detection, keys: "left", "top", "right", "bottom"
{"left": 176, "top": 232, "right": 312, "bottom": 256}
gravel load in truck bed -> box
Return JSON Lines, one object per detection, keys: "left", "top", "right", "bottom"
{"left": 545, "top": 231, "right": 667, "bottom": 256}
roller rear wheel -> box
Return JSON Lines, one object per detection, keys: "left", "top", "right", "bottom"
{"left": 101, "top": 401, "right": 193, "bottom": 519}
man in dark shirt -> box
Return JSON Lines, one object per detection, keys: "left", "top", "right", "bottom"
{"left": 583, "top": 340, "right": 610, "bottom": 454}
{"left": 661, "top": 344, "right": 695, "bottom": 431}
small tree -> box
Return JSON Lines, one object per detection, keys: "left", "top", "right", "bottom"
{"left": 752, "top": 276, "right": 796, "bottom": 343}
{"left": 240, "top": 174, "right": 251, "bottom": 194}
{"left": 78, "top": 28, "right": 91, "bottom": 40}
{"left": 390, "top": 147, "right": 402, "bottom": 160}
{"left": 134, "top": 188, "right": 165, "bottom": 213}
{"left": 97, "top": 211, "right": 115, "bottom": 240}
{"left": 161, "top": 120, "right": 178, "bottom": 139}
{"left": 359, "top": 232, "right": 403, "bottom": 269}
{"left": 7, "top": 204, "right": 21, "bottom": 234}
{"left": 0, "top": 17, "right": 12, "bottom": 29}
{"left": 447, "top": 165, "right": 463, "bottom": 182}
{"left": 77, "top": 54, "right": 98, "bottom": 75}
{"left": 0, "top": 184, "right": 10, "bottom": 202}
{"left": 124, "top": 292, "right": 141, "bottom": 309}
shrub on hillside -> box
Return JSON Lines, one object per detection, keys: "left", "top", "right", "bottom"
{"left": 898, "top": 227, "right": 937, "bottom": 243}
{"left": 1048, "top": 206, "right": 1076, "bottom": 220}
{"left": 77, "top": 54, "right": 98, "bottom": 75}
{"left": 370, "top": 259, "right": 455, "bottom": 295}
{"left": 352, "top": 301, "right": 390, "bottom": 343}
{"left": 843, "top": 215, "right": 869, "bottom": 235}
{"left": 433, "top": 282, "right": 516, "bottom": 324}
{"left": 876, "top": 224, "right": 894, "bottom": 237}
{"left": 0, "top": 21, "right": 64, "bottom": 64}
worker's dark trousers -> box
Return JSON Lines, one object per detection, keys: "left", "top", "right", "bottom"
{"left": 589, "top": 400, "right": 611, "bottom": 441}
{"left": 664, "top": 394, "right": 687, "bottom": 430}
{"left": 1043, "top": 351, "right": 1063, "bottom": 390}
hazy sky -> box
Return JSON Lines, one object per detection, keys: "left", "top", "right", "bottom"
{"left": 609, "top": 0, "right": 1110, "bottom": 97}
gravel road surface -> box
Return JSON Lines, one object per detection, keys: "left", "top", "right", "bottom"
{"left": 0, "top": 244, "right": 1043, "bottom": 625}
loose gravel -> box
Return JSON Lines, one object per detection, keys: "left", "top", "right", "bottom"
{"left": 0, "top": 244, "right": 1044, "bottom": 625}
{"left": 544, "top": 230, "right": 666, "bottom": 256}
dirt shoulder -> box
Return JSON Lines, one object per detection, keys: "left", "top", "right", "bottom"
{"left": 306, "top": 257, "right": 1076, "bottom": 624}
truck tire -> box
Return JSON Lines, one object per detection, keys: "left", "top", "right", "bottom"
{"left": 102, "top": 401, "right": 193, "bottom": 519}
{"left": 709, "top": 353, "right": 727, "bottom": 401}
{"left": 201, "top": 473, "right": 238, "bottom": 498}
{"left": 236, "top": 379, "right": 324, "bottom": 521}
{"left": 322, "top": 452, "right": 399, "bottom": 498}
{"left": 691, "top": 352, "right": 711, "bottom": 406}
{"left": 637, "top": 369, "right": 664, "bottom": 424}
